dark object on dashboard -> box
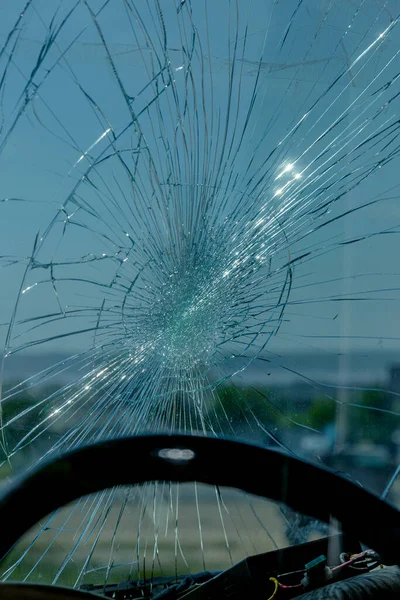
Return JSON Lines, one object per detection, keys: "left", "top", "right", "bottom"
{"left": 1, "top": 435, "right": 400, "bottom": 600}
{"left": 0, "top": 435, "right": 399, "bottom": 564}
{"left": 296, "top": 565, "right": 400, "bottom": 598}
{"left": 178, "top": 534, "right": 358, "bottom": 599}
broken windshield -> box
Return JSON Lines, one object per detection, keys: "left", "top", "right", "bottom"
{"left": 1, "top": 0, "right": 400, "bottom": 588}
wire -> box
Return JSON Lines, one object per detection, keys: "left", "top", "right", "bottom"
{"left": 268, "top": 550, "right": 379, "bottom": 597}
{"left": 278, "top": 582, "right": 303, "bottom": 589}
{"left": 332, "top": 550, "right": 375, "bottom": 572}
{"left": 277, "top": 568, "right": 306, "bottom": 578}
{"left": 268, "top": 577, "right": 279, "bottom": 600}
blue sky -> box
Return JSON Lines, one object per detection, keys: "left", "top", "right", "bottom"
{"left": 1, "top": 0, "right": 400, "bottom": 362}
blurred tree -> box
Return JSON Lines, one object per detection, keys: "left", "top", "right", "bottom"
{"left": 305, "top": 398, "right": 336, "bottom": 430}
{"left": 0, "top": 383, "right": 62, "bottom": 471}
{"left": 209, "top": 385, "right": 285, "bottom": 430}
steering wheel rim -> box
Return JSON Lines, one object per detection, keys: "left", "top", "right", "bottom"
{"left": 0, "top": 433, "right": 399, "bottom": 565}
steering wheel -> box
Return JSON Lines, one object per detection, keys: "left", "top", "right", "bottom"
{"left": 0, "top": 434, "right": 400, "bottom": 597}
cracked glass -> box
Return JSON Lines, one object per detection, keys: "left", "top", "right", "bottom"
{"left": 1, "top": 0, "right": 400, "bottom": 589}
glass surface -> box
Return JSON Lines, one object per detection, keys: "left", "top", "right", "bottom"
{"left": 0, "top": 0, "right": 400, "bottom": 589}
{"left": 0, "top": 483, "right": 330, "bottom": 587}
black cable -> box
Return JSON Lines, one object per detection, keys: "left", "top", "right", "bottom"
{"left": 296, "top": 566, "right": 400, "bottom": 599}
